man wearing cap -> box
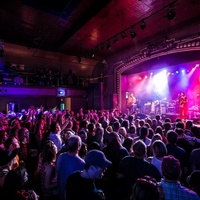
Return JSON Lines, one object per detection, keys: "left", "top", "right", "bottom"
{"left": 65, "top": 149, "right": 112, "bottom": 200}
{"left": 158, "top": 155, "right": 200, "bottom": 200}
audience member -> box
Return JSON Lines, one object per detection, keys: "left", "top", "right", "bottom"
{"left": 117, "top": 140, "right": 161, "bottom": 200}
{"left": 158, "top": 155, "right": 199, "bottom": 200}
{"left": 56, "top": 135, "right": 85, "bottom": 200}
{"left": 131, "top": 176, "right": 159, "bottom": 200}
{"left": 65, "top": 149, "right": 111, "bottom": 200}
{"left": 146, "top": 140, "right": 167, "bottom": 176}
{"left": 187, "top": 170, "right": 200, "bottom": 197}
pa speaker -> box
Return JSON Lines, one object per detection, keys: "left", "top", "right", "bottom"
{"left": 135, "top": 113, "right": 149, "bottom": 120}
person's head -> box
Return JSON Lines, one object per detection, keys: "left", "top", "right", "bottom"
{"left": 50, "top": 121, "right": 61, "bottom": 133}
{"left": 129, "top": 125, "right": 136, "bottom": 134}
{"left": 119, "top": 127, "right": 127, "bottom": 138}
{"left": 113, "top": 121, "right": 120, "bottom": 132}
{"left": 146, "top": 118, "right": 152, "bottom": 126}
{"left": 161, "top": 155, "right": 181, "bottom": 181}
{"left": 164, "top": 118, "right": 171, "bottom": 123}
{"left": 41, "top": 140, "right": 57, "bottom": 163}
{"left": 121, "top": 119, "right": 130, "bottom": 131}
{"left": 61, "top": 130, "right": 74, "bottom": 142}
{"left": 132, "top": 140, "right": 147, "bottom": 159}
{"left": 186, "top": 120, "right": 193, "bottom": 129}
{"left": 175, "top": 121, "right": 185, "bottom": 129}
{"left": 95, "top": 127, "right": 104, "bottom": 143}
{"left": 0, "top": 129, "right": 8, "bottom": 144}
{"left": 152, "top": 119, "right": 157, "bottom": 125}
{"left": 163, "top": 122, "right": 172, "bottom": 132}
{"left": 78, "top": 130, "right": 87, "bottom": 143}
{"left": 139, "top": 126, "right": 149, "bottom": 139}
{"left": 166, "top": 130, "right": 178, "bottom": 144}
{"left": 155, "top": 126, "right": 163, "bottom": 135}
{"left": 174, "top": 128, "right": 184, "bottom": 136}
{"left": 84, "top": 149, "right": 111, "bottom": 179}
{"left": 18, "top": 127, "right": 29, "bottom": 144}
{"left": 123, "top": 136, "right": 134, "bottom": 153}
{"left": 155, "top": 115, "right": 161, "bottom": 121}
{"left": 88, "top": 141, "right": 101, "bottom": 151}
{"left": 88, "top": 122, "right": 95, "bottom": 132}
{"left": 151, "top": 133, "right": 162, "bottom": 143}
{"left": 148, "top": 128, "right": 154, "bottom": 139}
{"left": 187, "top": 170, "right": 200, "bottom": 196}
{"left": 180, "top": 92, "right": 185, "bottom": 96}
{"left": 131, "top": 176, "right": 159, "bottom": 200}
{"left": 80, "top": 119, "right": 88, "bottom": 129}
{"left": 66, "top": 135, "right": 82, "bottom": 153}
{"left": 139, "top": 119, "right": 145, "bottom": 127}
{"left": 152, "top": 140, "right": 167, "bottom": 158}
{"left": 107, "top": 131, "right": 122, "bottom": 147}
{"left": 128, "top": 115, "right": 134, "bottom": 124}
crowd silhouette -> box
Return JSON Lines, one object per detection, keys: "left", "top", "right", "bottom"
{"left": 0, "top": 106, "right": 200, "bottom": 200}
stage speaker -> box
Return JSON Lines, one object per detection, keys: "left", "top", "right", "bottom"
{"left": 161, "top": 113, "right": 179, "bottom": 122}
{"left": 135, "top": 113, "right": 149, "bottom": 120}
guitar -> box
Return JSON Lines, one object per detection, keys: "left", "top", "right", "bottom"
{"left": 178, "top": 96, "right": 187, "bottom": 108}
{"left": 154, "top": 100, "right": 160, "bottom": 106}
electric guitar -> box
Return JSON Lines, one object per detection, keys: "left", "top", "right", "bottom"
{"left": 179, "top": 97, "right": 187, "bottom": 108}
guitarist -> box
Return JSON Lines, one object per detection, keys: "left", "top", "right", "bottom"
{"left": 178, "top": 92, "right": 188, "bottom": 120}
{"left": 127, "top": 93, "right": 137, "bottom": 115}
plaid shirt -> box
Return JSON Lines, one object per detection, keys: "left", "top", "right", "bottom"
{"left": 158, "top": 179, "right": 200, "bottom": 200}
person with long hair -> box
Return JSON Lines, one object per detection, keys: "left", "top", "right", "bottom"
{"left": 131, "top": 176, "right": 159, "bottom": 200}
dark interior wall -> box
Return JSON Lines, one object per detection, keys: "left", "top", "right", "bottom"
{"left": 70, "top": 97, "right": 88, "bottom": 113}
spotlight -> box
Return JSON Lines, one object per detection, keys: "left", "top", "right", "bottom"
{"left": 106, "top": 40, "right": 111, "bottom": 50}
{"left": 100, "top": 43, "right": 104, "bottom": 50}
{"left": 113, "top": 36, "right": 118, "bottom": 44}
{"left": 130, "top": 29, "right": 137, "bottom": 38}
{"left": 121, "top": 32, "right": 127, "bottom": 39}
{"left": 140, "top": 20, "right": 146, "bottom": 30}
{"left": 166, "top": 4, "right": 176, "bottom": 20}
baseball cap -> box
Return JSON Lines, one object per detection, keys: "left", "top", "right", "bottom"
{"left": 161, "top": 155, "right": 180, "bottom": 180}
{"left": 85, "top": 149, "right": 111, "bottom": 169}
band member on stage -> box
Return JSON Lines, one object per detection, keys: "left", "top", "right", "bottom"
{"left": 127, "top": 93, "right": 137, "bottom": 114}
{"left": 178, "top": 92, "right": 188, "bottom": 120}
{"left": 154, "top": 100, "right": 160, "bottom": 114}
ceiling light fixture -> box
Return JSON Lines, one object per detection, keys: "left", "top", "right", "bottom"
{"left": 106, "top": 40, "right": 111, "bottom": 50}
{"left": 140, "top": 20, "right": 146, "bottom": 30}
{"left": 121, "top": 32, "right": 127, "bottom": 39}
{"left": 130, "top": 28, "right": 137, "bottom": 38}
{"left": 113, "top": 36, "right": 118, "bottom": 44}
{"left": 166, "top": 3, "right": 176, "bottom": 20}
